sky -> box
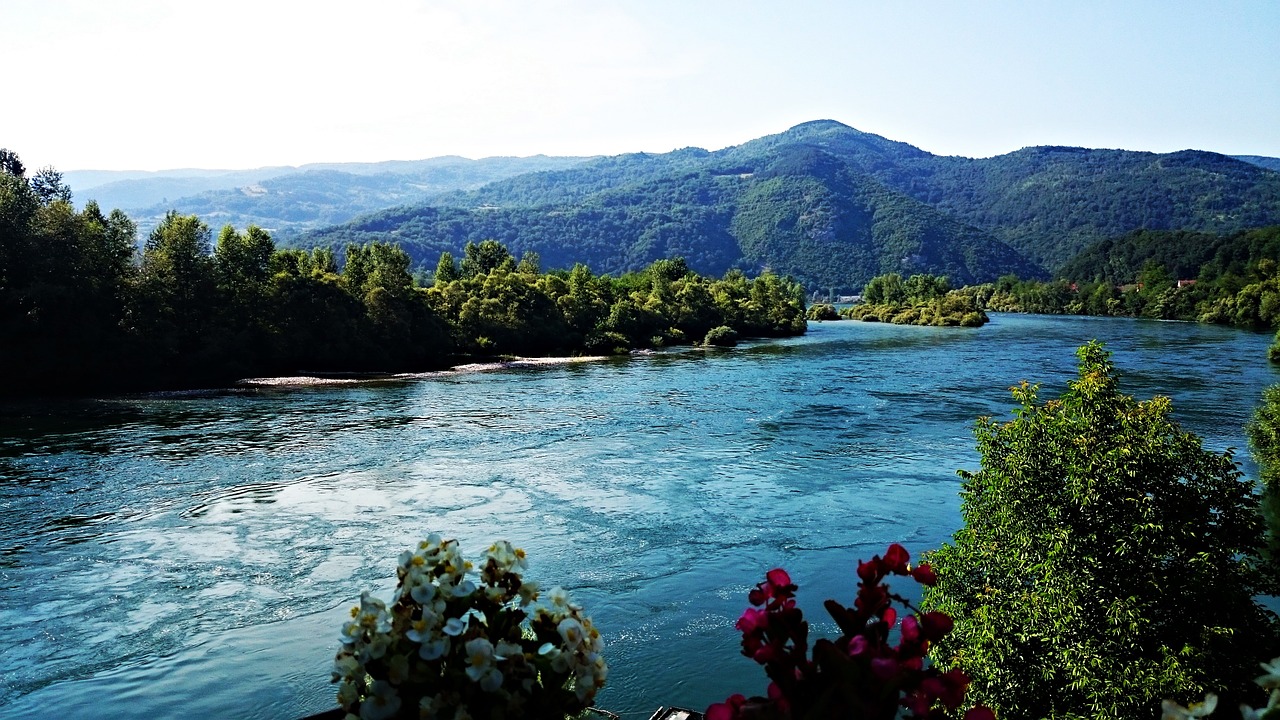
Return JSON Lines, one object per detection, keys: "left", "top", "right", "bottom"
{"left": 4, "top": 0, "right": 1279, "bottom": 171}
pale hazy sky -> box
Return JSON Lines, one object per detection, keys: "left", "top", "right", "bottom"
{"left": 4, "top": 0, "right": 1278, "bottom": 171}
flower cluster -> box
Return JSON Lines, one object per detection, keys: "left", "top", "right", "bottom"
{"left": 708, "top": 544, "right": 993, "bottom": 720}
{"left": 1162, "top": 656, "right": 1280, "bottom": 720}
{"left": 332, "top": 535, "right": 607, "bottom": 720}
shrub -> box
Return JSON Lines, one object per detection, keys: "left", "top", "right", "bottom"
{"left": 704, "top": 325, "right": 739, "bottom": 347}
{"left": 924, "top": 342, "right": 1279, "bottom": 719}
{"left": 331, "top": 536, "right": 606, "bottom": 720}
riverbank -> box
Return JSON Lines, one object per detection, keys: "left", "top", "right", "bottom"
{"left": 238, "top": 355, "right": 614, "bottom": 387}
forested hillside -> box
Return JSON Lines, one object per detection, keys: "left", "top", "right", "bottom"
{"left": 295, "top": 120, "right": 1280, "bottom": 289}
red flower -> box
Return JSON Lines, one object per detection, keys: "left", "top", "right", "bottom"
{"left": 884, "top": 544, "right": 910, "bottom": 574}
{"left": 920, "top": 612, "right": 954, "bottom": 642}
{"left": 910, "top": 562, "right": 937, "bottom": 586}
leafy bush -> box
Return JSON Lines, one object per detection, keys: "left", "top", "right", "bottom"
{"left": 806, "top": 303, "right": 839, "bottom": 321}
{"left": 704, "top": 325, "right": 739, "bottom": 347}
{"left": 924, "top": 342, "right": 1279, "bottom": 719}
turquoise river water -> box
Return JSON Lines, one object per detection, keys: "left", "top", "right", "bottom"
{"left": 1, "top": 314, "right": 1277, "bottom": 719}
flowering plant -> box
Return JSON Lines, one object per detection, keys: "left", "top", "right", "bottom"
{"left": 332, "top": 535, "right": 607, "bottom": 720}
{"left": 708, "top": 544, "right": 993, "bottom": 720}
{"left": 1162, "top": 656, "right": 1280, "bottom": 720}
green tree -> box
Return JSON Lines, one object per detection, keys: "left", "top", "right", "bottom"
{"left": 460, "top": 239, "right": 514, "bottom": 278}
{"left": 435, "top": 251, "right": 460, "bottom": 284}
{"left": 133, "top": 211, "right": 217, "bottom": 367}
{"left": 1246, "top": 385, "right": 1280, "bottom": 586}
{"left": 923, "top": 342, "right": 1278, "bottom": 719}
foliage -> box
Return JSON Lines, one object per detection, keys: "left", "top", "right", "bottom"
{"left": 923, "top": 342, "right": 1279, "bottom": 719}
{"left": 704, "top": 325, "right": 739, "bottom": 347}
{"left": 842, "top": 273, "right": 987, "bottom": 327}
{"left": 332, "top": 535, "right": 606, "bottom": 720}
{"left": 1246, "top": 386, "right": 1280, "bottom": 586}
{"left": 708, "top": 544, "right": 993, "bottom": 720}
{"left": 806, "top": 303, "right": 839, "bottom": 321}
{"left": 966, "top": 227, "right": 1280, "bottom": 338}
{"left": 0, "top": 151, "right": 808, "bottom": 395}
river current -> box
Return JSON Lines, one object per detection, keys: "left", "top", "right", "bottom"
{"left": 1, "top": 314, "right": 1277, "bottom": 719}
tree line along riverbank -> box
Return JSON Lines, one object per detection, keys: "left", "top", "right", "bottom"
{"left": 1, "top": 157, "right": 807, "bottom": 396}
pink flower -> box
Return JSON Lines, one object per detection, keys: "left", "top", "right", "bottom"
{"left": 847, "top": 635, "right": 869, "bottom": 656}
{"left": 706, "top": 694, "right": 745, "bottom": 720}
{"left": 736, "top": 607, "right": 767, "bottom": 634}
{"left": 767, "top": 568, "right": 791, "bottom": 588}
{"left": 871, "top": 656, "right": 899, "bottom": 680}
{"left": 900, "top": 615, "right": 920, "bottom": 646}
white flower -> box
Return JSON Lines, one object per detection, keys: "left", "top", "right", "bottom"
{"left": 495, "top": 640, "right": 524, "bottom": 662}
{"left": 418, "top": 637, "right": 449, "bottom": 660}
{"left": 360, "top": 680, "right": 402, "bottom": 720}
{"left": 409, "top": 578, "right": 438, "bottom": 605}
{"left": 464, "top": 638, "right": 503, "bottom": 691}
{"left": 337, "top": 678, "right": 360, "bottom": 708}
{"left": 573, "top": 667, "right": 597, "bottom": 701}
{"left": 442, "top": 617, "right": 467, "bottom": 636}
{"left": 332, "top": 653, "right": 361, "bottom": 682}
{"left": 558, "top": 617, "right": 584, "bottom": 650}
{"left": 364, "top": 632, "right": 392, "bottom": 661}
{"left": 452, "top": 579, "right": 476, "bottom": 598}
{"left": 1259, "top": 656, "right": 1280, "bottom": 690}
{"left": 406, "top": 615, "right": 440, "bottom": 644}
{"left": 342, "top": 591, "right": 391, "bottom": 644}
{"left": 547, "top": 587, "right": 570, "bottom": 611}
{"left": 517, "top": 580, "right": 539, "bottom": 606}
{"left": 1162, "top": 694, "right": 1217, "bottom": 720}
{"left": 539, "top": 642, "right": 570, "bottom": 673}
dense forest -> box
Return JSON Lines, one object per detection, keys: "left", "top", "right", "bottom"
{"left": 293, "top": 120, "right": 1280, "bottom": 286}
{"left": 956, "top": 227, "right": 1280, "bottom": 356}
{"left": 0, "top": 151, "right": 806, "bottom": 396}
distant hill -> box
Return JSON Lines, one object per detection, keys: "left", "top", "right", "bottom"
{"left": 68, "top": 156, "right": 592, "bottom": 238}
{"left": 295, "top": 120, "right": 1280, "bottom": 290}
{"left": 1235, "top": 155, "right": 1280, "bottom": 173}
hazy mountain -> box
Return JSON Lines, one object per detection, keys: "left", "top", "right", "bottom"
{"left": 68, "top": 156, "right": 593, "bottom": 238}
{"left": 1235, "top": 155, "right": 1280, "bottom": 173}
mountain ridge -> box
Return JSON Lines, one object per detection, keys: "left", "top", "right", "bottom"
{"left": 291, "top": 120, "right": 1280, "bottom": 290}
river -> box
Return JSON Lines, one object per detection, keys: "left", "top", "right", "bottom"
{"left": 1, "top": 314, "right": 1276, "bottom": 719}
